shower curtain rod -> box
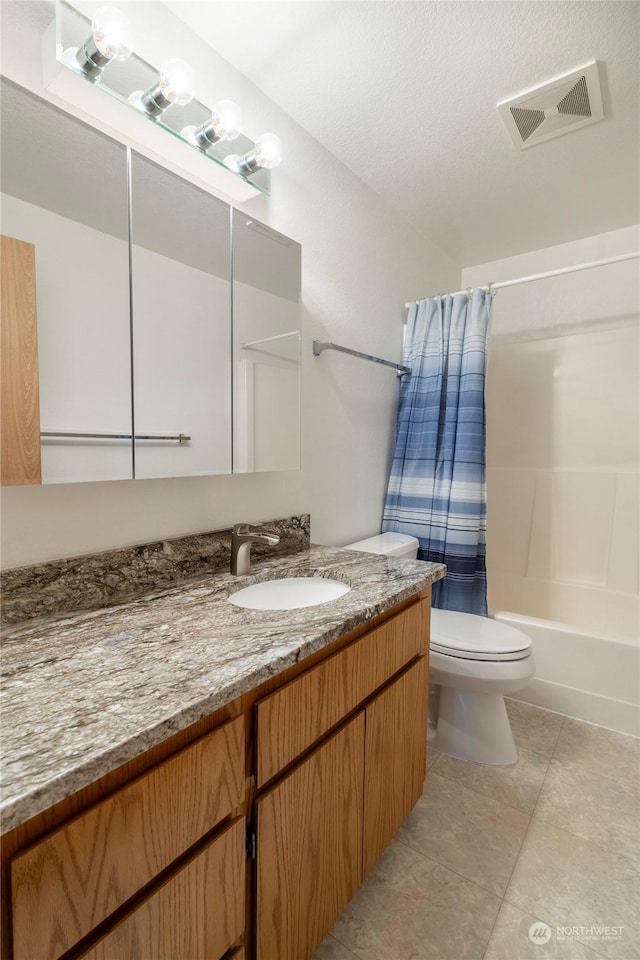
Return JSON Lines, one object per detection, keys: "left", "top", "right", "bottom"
{"left": 404, "top": 250, "right": 640, "bottom": 307}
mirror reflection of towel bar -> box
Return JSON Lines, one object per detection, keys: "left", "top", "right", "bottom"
{"left": 40, "top": 431, "right": 191, "bottom": 444}
{"left": 242, "top": 331, "right": 300, "bottom": 349}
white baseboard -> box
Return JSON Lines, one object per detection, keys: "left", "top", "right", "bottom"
{"left": 512, "top": 677, "right": 640, "bottom": 738}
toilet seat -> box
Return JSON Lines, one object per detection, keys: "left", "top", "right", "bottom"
{"left": 430, "top": 608, "right": 532, "bottom": 663}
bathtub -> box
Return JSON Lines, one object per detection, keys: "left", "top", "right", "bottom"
{"left": 492, "top": 611, "right": 640, "bottom": 738}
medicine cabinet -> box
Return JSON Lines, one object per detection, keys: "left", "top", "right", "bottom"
{"left": 0, "top": 80, "right": 301, "bottom": 485}
{"left": 232, "top": 211, "right": 301, "bottom": 473}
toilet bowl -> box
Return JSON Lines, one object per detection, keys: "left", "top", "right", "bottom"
{"left": 344, "top": 533, "right": 535, "bottom": 765}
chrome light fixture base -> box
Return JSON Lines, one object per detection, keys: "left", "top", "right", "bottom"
{"left": 63, "top": 39, "right": 110, "bottom": 80}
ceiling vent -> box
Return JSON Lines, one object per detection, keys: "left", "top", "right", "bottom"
{"left": 497, "top": 60, "right": 604, "bottom": 150}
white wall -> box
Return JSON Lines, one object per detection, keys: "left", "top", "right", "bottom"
{"left": 0, "top": 1, "right": 460, "bottom": 569}
{"left": 462, "top": 225, "right": 640, "bottom": 639}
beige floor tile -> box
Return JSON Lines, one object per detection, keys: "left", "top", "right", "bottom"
{"left": 553, "top": 719, "right": 640, "bottom": 787}
{"left": 505, "top": 819, "right": 640, "bottom": 960}
{"left": 329, "top": 839, "right": 500, "bottom": 960}
{"left": 506, "top": 699, "right": 564, "bottom": 757}
{"left": 432, "top": 746, "right": 549, "bottom": 814}
{"left": 396, "top": 773, "right": 530, "bottom": 897}
{"left": 484, "top": 902, "right": 604, "bottom": 960}
{"left": 312, "top": 935, "right": 362, "bottom": 960}
{"left": 535, "top": 759, "right": 640, "bottom": 865}
{"left": 427, "top": 748, "right": 441, "bottom": 770}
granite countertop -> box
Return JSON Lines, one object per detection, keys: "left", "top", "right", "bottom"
{"left": 1, "top": 545, "right": 445, "bottom": 833}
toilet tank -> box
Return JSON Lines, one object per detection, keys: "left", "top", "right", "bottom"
{"left": 344, "top": 532, "right": 419, "bottom": 559}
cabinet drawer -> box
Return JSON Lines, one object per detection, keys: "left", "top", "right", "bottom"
{"left": 78, "top": 817, "right": 245, "bottom": 960}
{"left": 11, "top": 715, "right": 245, "bottom": 960}
{"left": 256, "top": 600, "right": 426, "bottom": 786}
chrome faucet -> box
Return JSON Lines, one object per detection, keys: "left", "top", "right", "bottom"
{"left": 231, "top": 523, "right": 280, "bottom": 576}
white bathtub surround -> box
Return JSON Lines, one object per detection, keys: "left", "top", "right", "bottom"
{"left": 459, "top": 226, "right": 639, "bottom": 737}
{"left": 494, "top": 611, "right": 640, "bottom": 739}
{"left": 463, "top": 225, "right": 639, "bottom": 643}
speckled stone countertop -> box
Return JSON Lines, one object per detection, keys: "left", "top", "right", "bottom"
{"left": 1, "top": 546, "right": 445, "bottom": 833}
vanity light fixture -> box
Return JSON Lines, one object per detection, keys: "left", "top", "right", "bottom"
{"left": 224, "top": 133, "right": 282, "bottom": 174}
{"left": 181, "top": 100, "right": 243, "bottom": 150}
{"left": 60, "top": 5, "right": 133, "bottom": 80}
{"left": 129, "top": 58, "right": 196, "bottom": 117}
{"left": 48, "top": 0, "right": 282, "bottom": 198}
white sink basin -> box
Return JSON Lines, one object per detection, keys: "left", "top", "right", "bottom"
{"left": 229, "top": 577, "right": 350, "bottom": 611}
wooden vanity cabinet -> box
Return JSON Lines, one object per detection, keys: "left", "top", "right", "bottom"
{"left": 3, "top": 591, "right": 431, "bottom": 960}
{"left": 254, "top": 604, "right": 430, "bottom": 960}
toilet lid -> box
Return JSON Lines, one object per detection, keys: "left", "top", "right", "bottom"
{"left": 430, "top": 608, "right": 532, "bottom": 662}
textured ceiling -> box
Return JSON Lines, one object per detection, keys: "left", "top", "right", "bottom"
{"left": 166, "top": 1, "right": 640, "bottom": 264}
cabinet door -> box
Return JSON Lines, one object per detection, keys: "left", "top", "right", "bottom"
{"left": 77, "top": 818, "right": 245, "bottom": 960}
{"left": 364, "top": 656, "right": 429, "bottom": 876}
{"left": 256, "top": 714, "right": 364, "bottom": 960}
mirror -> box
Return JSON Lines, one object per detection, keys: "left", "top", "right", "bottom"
{"left": 0, "top": 82, "right": 301, "bottom": 486}
{"left": 232, "top": 212, "right": 301, "bottom": 472}
{"left": 130, "top": 153, "right": 231, "bottom": 478}
{"left": 0, "top": 79, "right": 132, "bottom": 483}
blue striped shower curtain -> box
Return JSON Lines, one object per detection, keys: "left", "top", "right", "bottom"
{"left": 382, "top": 289, "right": 492, "bottom": 614}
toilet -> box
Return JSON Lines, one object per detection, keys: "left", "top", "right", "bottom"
{"left": 344, "top": 532, "right": 535, "bottom": 765}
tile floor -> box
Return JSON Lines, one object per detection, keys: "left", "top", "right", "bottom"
{"left": 312, "top": 699, "right": 640, "bottom": 960}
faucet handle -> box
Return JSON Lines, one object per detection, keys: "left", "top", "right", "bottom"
{"left": 232, "top": 523, "right": 280, "bottom": 544}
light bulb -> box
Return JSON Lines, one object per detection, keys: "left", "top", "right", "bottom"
{"left": 129, "top": 58, "right": 195, "bottom": 117}
{"left": 224, "top": 132, "right": 282, "bottom": 176}
{"left": 92, "top": 6, "right": 134, "bottom": 62}
{"left": 212, "top": 100, "right": 243, "bottom": 141}
{"left": 254, "top": 133, "right": 282, "bottom": 170}
{"left": 158, "top": 59, "right": 195, "bottom": 106}
{"left": 181, "top": 100, "right": 242, "bottom": 150}
{"left": 61, "top": 5, "right": 133, "bottom": 81}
